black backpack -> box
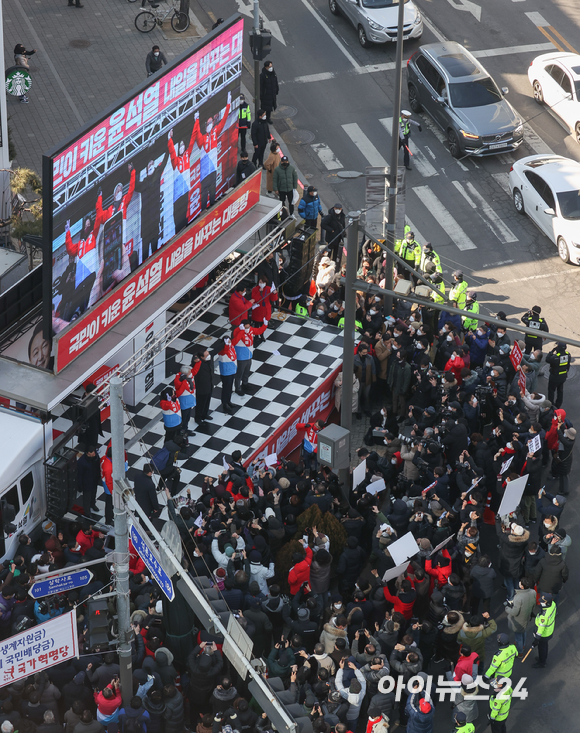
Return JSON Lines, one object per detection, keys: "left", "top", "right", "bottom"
{"left": 124, "top": 717, "right": 144, "bottom": 733}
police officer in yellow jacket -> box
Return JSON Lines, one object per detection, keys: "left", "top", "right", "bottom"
{"left": 399, "top": 110, "right": 422, "bottom": 169}
{"left": 419, "top": 242, "right": 442, "bottom": 274}
{"left": 395, "top": 226, "right": 421, "bottom": 280}
{"left": 449, "top": 270, "right": 468, "bottom": 310}
{"left": 238, "top": 94, "right": 252, "bottom": 151}
{"left": 521, "top": 304, "right": 548, "bottom": 354}
{"left": 485, "top": 634, "right": 517, "bottom": 680}
{"left": 488, "top": 677, "right": 513, "bottom": 733}
{"left": 453, "top": 712, "right": 474, "bottom": 733}
{"left": 546, "top": 342, "right": 571, "bottom": 408}
{"left": 532, "top": 592, "right": 556, "bottom": 668}
{"left": 462, "top": 291, "right": 480, "bottom": 331}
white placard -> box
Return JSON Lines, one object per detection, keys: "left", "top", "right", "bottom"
{"left": 353, "top": 459, "right": 367, "bottom": 490}
{"left": 367, "top": 478, "right": 386, "bottom": 495}
{"left": 194, "top": 513, "right": 204, "bottom": 528}
{"left": 464, "top": 476, "right": 483, "bottom": 495}
{"left": 500, "top": 456, "right": 514, "bottom": 475}
{"left": 382, "top": 561, "right": 410, "bottom": 583}
{"left": 0, "top": 612, "right": 79, "bottom": 686}
{"left": 528, "top": 434, "right": 541, "bottom": 454}
{"left": 222, "top": 455, "right": 229, "bottom": 472}
{"left": 497, "top": 474, "right": 529, "bottom": 517}
{"left": 429, "top": 532, "right": 456, "bottom": 557}
{"left": 265, "top": 453, "right": 278, "bottom": 467}
{"left": 388, "top": 531, "right": 420, "bottom": 566}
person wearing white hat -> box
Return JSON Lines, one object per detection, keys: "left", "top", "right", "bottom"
{"left": 399, "top": 110, "right": 422, "bottom": 170}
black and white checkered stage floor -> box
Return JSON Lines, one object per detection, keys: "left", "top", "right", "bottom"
{"left": 53, "top": 304, "right": 344, "bottom": 516}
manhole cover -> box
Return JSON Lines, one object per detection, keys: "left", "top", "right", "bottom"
{"left": 282, "top": 129, "right": 315, "bottom": 145}
{"left": 69, "top": 39, "right": 91, "bottom": 48}
{"left": 272, "top": 105, "right": 297, "bottom": 119}
{"left": 323, "top": 173, "right": 345, "bottom": 184}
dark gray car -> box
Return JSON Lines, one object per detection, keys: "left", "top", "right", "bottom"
{"left": 406, "top": 41, "right": 524, "bottom": 158}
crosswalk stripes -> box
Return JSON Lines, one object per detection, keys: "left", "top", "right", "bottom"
{"left": 310, "top": 143, "right": 343, "bottom": 170}
{"left": 379, "top": 117, "right": 438, "bottom": 178}
{"left": 341, "top": 123, "right": 388, "bottom": 167}
{"left": 492, "top": 172, "right": 512, "bottom": 198}
{"left": 413, "top": 186, "right": 478, "bottom": 251}
{"left": 452, "top": 181, "right": 518, "bottom": 243}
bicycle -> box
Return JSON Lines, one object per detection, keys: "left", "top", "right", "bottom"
{"left": 134, "top": 0, "right": 189, "bottom": 33}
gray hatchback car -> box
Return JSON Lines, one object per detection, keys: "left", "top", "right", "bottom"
{"left": 406, "top": 41, "right": 524, "bottom": 158}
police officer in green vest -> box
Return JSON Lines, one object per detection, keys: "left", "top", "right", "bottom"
{"left": 453, "top": 711, "right": 474, "bottom": 733}
{"left": 532, "top": 592, "right": 556, "bottom": 668}
{"left": 462, "top": 291, "right": 480, "bottom": 331}
{"left": 395, "top": 226, "right": 421, "bottom": 280}
{"left": 429, "top": 273, "right": 446, "bottom": 303}
{"left": 399, "top": 110, "right": 422, "bottom": 170}
{"left": 485, "top": 634, "right": 517, "bottom": 680}
{"left": 238, "top": 94, "right": 252, "bottom": 152}
{"left": 295, "top": 302, "right": 309, "bottom": 318}
{"left": 488, "top": 677, "right": 513, "bottom": 733}
{"left": 546, "top": 342, "right": 571, "bottom": 408}
{"left": 419, "top": 242, "right": 442, "bottom": 274}
{"left": 521, "top": 304, "right": 548, "bottom": 354}
{"left": 449, "top": 270, "right": 468, "bottom": 310}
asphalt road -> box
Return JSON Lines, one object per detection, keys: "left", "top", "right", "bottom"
{"left": 189, "top": 0, "right": 580, "bottom": 730}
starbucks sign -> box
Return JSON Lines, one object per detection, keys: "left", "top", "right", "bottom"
{"left": 5, "top": 66, "right": 32, "bottom": 97}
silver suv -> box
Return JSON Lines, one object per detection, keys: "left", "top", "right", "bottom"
{"left": 406, "top": 42, "right": 524, "bottom": 158}
{"left": 329, "top": 0, "right": 423, "bottom": 49}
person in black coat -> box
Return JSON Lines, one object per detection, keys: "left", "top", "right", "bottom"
{"left": 251, "top": 111, "right": 271, "bottom": 167}
{"left": 194, "top": 348, "right": 214, "bottom": 425}
{"left": 62, "top": 671, "right": 93, "bottom": 713}
{"left": 320, "top": 205, "right": 346, "bottom": 263}
{"left": 81, "top": 383, "right": 103, "bottom": 449}
{"left": 76, "top": 446, "right": 100, "bottom": 517}
{"left": 134, "top": 464, "right": 160, "bottom": 518}
{"left": 236, "top": 150, "right": 256, "bottom": 186}
{"left": 259, "top": 60, "right": 279, "bottom": 122}
{"left": 442, "top": 419, "right": 469, "bottom": 464}
{"left": 336, "top": 537, "right": 367, "bottom": 597}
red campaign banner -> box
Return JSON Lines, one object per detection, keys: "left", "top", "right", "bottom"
{"left": 52, "top": 20, "right": 243, "bottom": 189}
{"left": 55, "top": 172, "right": 262, "bottom": 372}
{"left": 244, "top": 365, "right": 342, "bottom": 467}
{"left": 510, "top": 340, "right": 523, "bottom": 370}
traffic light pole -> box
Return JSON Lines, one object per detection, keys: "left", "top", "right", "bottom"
{"left": 338, "top": 212, "right": 360, "bottom": 496}
{"left": 253, "top": 0, "right": 260, "bottom": 120}
{"left": 110, "top": 377, "right": 132, "bottom": 707}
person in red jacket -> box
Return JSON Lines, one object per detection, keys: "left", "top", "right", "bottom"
{"left": 250, "top": 276, "right": 277, "bottom": 344}
{"left": 100, "top": 446, "right": 114, "bottom": 525}
{"left": 296, "top": 419, "right": 324, "bottom": 475}
{"left": 75, "top": 524, "right": 96, "bottom": 556}
{"left": 444, "top": 351, "right": 465, "bottom": 385}
{"left": 425, "top": 549, "right": 452, "bottom": 592}
{"left": 288, "top": 540, "right": 313, "bottom": 595}
{"left": 381, "top": 577, "right": 417, "bottom": 621}
{"left": 452, "top": 644, "right": 479, "bottom": 681}
{"left": 228, "top": 284, "right": 254, "bottom": 328}
{"left": 94, "top": 679, "right": 122, "bottom": 728}
{"left": 129, "top": 538, "right": 146, "bottom": 575}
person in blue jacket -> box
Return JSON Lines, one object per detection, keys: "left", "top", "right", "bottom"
{"left": 218, "top": 335, "right": 238, "bottom": 414}
{"left": 298, "top": 186, "right": 323, "bottom": 229}
{"left": 464, "top": 326, "right": 489, "bottom": 368}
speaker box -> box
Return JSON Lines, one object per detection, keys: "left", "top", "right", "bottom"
{"left": 45, "top": 448, "right": 78, "bottom": 521}
{"left": 284, "top": 227, "right": 317, "bottom": 297}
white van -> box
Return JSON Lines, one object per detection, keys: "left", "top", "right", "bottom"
{"left": 0, "top": 409, "right": 50, "bottom": 561}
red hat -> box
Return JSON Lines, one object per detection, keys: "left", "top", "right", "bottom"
{"left": 419, "top": 699, "right": 432, "bottom": 714}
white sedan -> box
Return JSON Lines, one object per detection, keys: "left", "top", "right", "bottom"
{"left": 509, "top": 155, "right": 580, "bottom": 264}
{"left": 528, "top": 52, "right": 580, "bottom": 143}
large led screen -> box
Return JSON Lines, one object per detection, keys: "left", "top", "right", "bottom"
{"left": 47, "top": 19, "right": 243, "bottom": 337}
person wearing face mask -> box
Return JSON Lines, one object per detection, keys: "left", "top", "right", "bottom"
{"left": 237, "top": 93, "right": 252, "bottom": 151}
{"left": 273, "top": 156, "right": 298, "bottom": 215}
{"left": 263, "top": 141, "right": 281, "bottom": 194}
{"left": 298, "top": 186, "right": 324, "bottom": 230}
{"left": 251, "top": 276, "right": 277, "bottom": 344}
{"left": 174, "top": 362, "right": 202, "bottom": 435}
{"left": 521, "top": 348, "right": 542, "bottom": 391}
{"left": 235, "top": 150, "right": 256, "bottom": 186}
{"left": 315, "top": 256, "right": 336, "bottom": 294}
{"left": 193, "top": 348, "right": 215, "bottom": 426}
{"left": 145, "top": 45, "right": 167, "bottom": 77}
{"left": 520, "top": 305, "right": 549, "bottom": 354}
{"left": 259, "top": 61, "right": 279, "bottom": 123}
{"left": 217, "top": 336, "right": 237, "bottom": 415}
{"left": 461, "top": 291, "right": 480, "bottom": 332}
{"left": 387, "top": 348, "right": 412, "bottom": 418}
{"left": 320, "top": 204, "right": 346, "bottom": 263}
{"left": 232, "top": 318, "right": 268, "bottom": 395}
{"left": 134, "top": 148, "right": 169, "bottom": 265}
{"left": 250, "top": 108, "right": 271, "bottom": 167}
{"left": 229, "top": 283, "right": 254, "bottom": 327}
{"left": 354, "top": 343, "right": 377, "bottom": 419}
{"left": 449, "top": 270, "right": 468, "bottom": 310}
{"left": 191, "top": 91, "right": 232, "bottom": 212}
{"left": 394, "top": 226, "right": 421, "bottom": 280}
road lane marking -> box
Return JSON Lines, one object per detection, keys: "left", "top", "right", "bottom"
{"left": 379, "top": 117, "right": 438, "bottom": 178}
{"left": 421, "top": 14, "right": 447, "bottom": 41}
{"left": 419, "top": 116, "right": 470, "bottom": 171}
{"left": 293, "top": 72, "right": 336, "bottom": 83}
{"left": 297, "top": 0, "right": 361, "bottom": 69}
{"left": 525, "top": 11, "right": 549, "bottom": 26}
{"left": 548, "top": 26, "right": 578, "bottom": 53}
{"left": 452, "top": 181, "right": 518, "bottom": 243}
{"left": 311, "top": 143, "right": 343, "bottom": 170}
{"left": 472, "top": 42, "right": 554, "bottom": 58}
{"left": 492, "top": 172, "right": 512, "bottom": 198}
{"left": 413, "top": 186, "right": 477, "bottom": 250}
{"left": 342, "top": 123, "right": 388, "bottom": 167}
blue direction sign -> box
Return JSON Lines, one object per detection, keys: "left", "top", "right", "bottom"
{"left": 29, "top": 568, "right": 93, "bottom": 600}
{"left": 130, "top": 524, "right": 175, "bottom": 601}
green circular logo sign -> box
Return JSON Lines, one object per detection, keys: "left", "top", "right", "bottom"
{"left": 5, "top": 66, "right": 32, "bottom": 97}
